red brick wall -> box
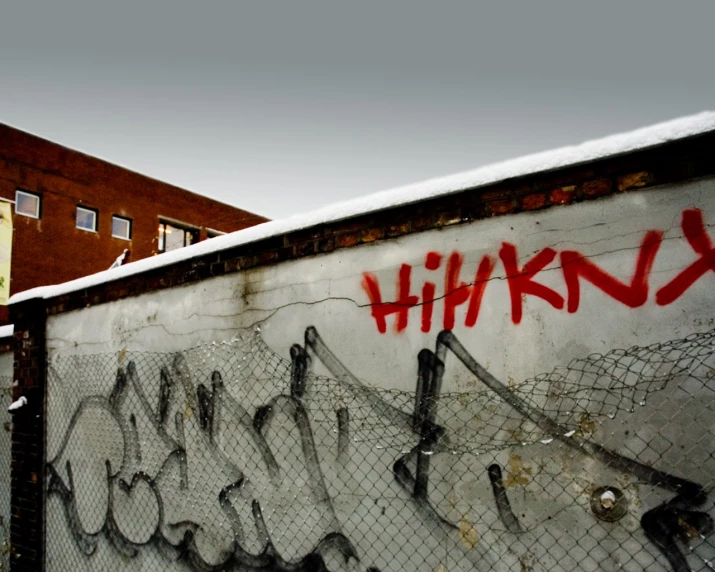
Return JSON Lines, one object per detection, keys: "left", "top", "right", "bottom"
{"left": 0, "top": 124, "right": 269, "bottom": 323}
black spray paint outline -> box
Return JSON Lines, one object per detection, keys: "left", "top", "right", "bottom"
{"left": 437, "top": 330, "right": 712, "bottom": 572}
{"left": 306, "top": 326, "right": 713, "bottom": 572}
{"left": 48, "top": 351, "right": 363, "bottom": 571}
{"left": 48, "top": 326, "right": 713, "bottom": 571}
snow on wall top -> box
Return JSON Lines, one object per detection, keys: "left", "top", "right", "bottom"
{"left": 10, "top": 110, "right": 715, "bottom": 305}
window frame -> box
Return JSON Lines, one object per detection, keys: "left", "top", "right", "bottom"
{"left": 207, "top": 228, "right": 227, "bottom": 239}
{"left": 15, "top": 190, "right": 41, "bottom": 219}
{"left": 111, "top": 215, "right": 132, "bottom": 241}
{"left": 158, "top": 218, "right": 200, "bottom": 253}
{"left": 76, "top": 206, "right": 99, "bottom": 233}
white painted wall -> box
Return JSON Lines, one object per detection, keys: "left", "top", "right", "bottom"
{"left": 44, "top": 182, "right": 715, "bottom": 571}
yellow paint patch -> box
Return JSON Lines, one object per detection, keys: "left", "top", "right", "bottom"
{"left": 617, "top": 171, "right": 651, "bottom": 191}
{"left": 458, "top": 516, "right": 479, "bottom": 550}
{"left": 504, "top": 453, "right": 532, "bottom": 487}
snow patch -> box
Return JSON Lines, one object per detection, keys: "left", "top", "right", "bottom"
{"left": 8, "top": 396, "right": 27, "bottom": 412}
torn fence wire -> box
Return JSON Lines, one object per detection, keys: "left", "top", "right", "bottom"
{"left": 44, "top": 328, "right": 715, "bottom": 571}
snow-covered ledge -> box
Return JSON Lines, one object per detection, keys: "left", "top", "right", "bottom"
{"left": 8, "top": 110, "right": 715, "bottom": 306}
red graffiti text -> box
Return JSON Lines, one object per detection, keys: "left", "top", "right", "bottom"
{"left": 361, "top": 209, "right": 711, "bottom": 333}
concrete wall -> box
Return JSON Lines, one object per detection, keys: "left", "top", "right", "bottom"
{"left": 42, "top": 182, "right": 715, "bottom": 571}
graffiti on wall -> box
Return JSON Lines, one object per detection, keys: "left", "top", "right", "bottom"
{"left": 47, "top": 325, "right": 715, "bottom": 571}
{"left": 362, "top": 208, "right": 714, "bottom": 332}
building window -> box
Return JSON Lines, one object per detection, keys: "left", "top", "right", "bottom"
{"left": 15, "top": 190, "right": 41, "bottom": 218}
{"left": 112, "top": 216, "right": 132, "bottom": 240}
{"left": 76, "top": 206, "right": 98, "bottom": 232}
{"left": 158, "top": 219, "right": 199, "bottom": 252}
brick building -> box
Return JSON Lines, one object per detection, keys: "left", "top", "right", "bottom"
{"left": 0, "top": 123, "right": 269, "bottom": 324}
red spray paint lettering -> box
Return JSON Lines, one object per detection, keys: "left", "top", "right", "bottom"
{"left": 656, "top": 209, "right": 715, "bottom": 305}
{"left": 361, "top": 208, "right": 713, "bottom": 333}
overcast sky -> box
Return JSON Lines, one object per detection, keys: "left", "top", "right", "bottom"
{"left": 2, "top": 1, "right": 714, "bottom": 220}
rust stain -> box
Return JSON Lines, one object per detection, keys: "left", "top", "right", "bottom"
{"left": 578, "top": 412, "right": 596, "bottom": 435}
{"left": 458, "top": 516, "right": 479, "bottom": 550}
{"left": 520, "top": 552, "right": 536, "bottom": 571}
{"left": 677, "top": 516, "right": 701, "bottom": 539}
{"left": 504, "top": 452, "right": 532, "bottom": 487}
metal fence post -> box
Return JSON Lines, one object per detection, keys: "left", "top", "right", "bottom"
{"left": 9, "top": 297, "right": 47, "bottom": 572}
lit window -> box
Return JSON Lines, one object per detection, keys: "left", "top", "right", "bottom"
{"left": 15, "top": 190, "right": 41, "bottom": 218}
{"left": 112, "top": 216, "right": 132, "bottom": 240}
{"left": 76, "top": 206, "right": 98, "bottom": 232}
{"left": 158, "top": 220, "right": 199, "bottom": 252}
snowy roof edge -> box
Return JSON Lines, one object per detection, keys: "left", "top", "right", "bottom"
{"left": 10, "top": 110, "right": 715, "bottom": 306}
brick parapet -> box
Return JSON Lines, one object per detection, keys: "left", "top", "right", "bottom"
{"left": 28, "top": 130, "right": 715, "bottom": 317}
{"left": 9, "top": 300, "right": 47, "bottom": 572}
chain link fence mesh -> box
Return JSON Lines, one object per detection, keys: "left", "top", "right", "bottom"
{"left": 0, "top": 376, "right": 12, "bottom": 571}
{"left": 44, "top": 327, "right": 715, "bottom": 571}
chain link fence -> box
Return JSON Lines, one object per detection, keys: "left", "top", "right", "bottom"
{"left": 44, "top": 327, "right": 715, "bottom": 571}
{"left": 0, "top": 375, "right": 12, "bottom": 571}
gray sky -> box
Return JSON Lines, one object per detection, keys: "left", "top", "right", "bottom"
{"left": 2, "top": 1, "right": 714, "bottom": 220}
